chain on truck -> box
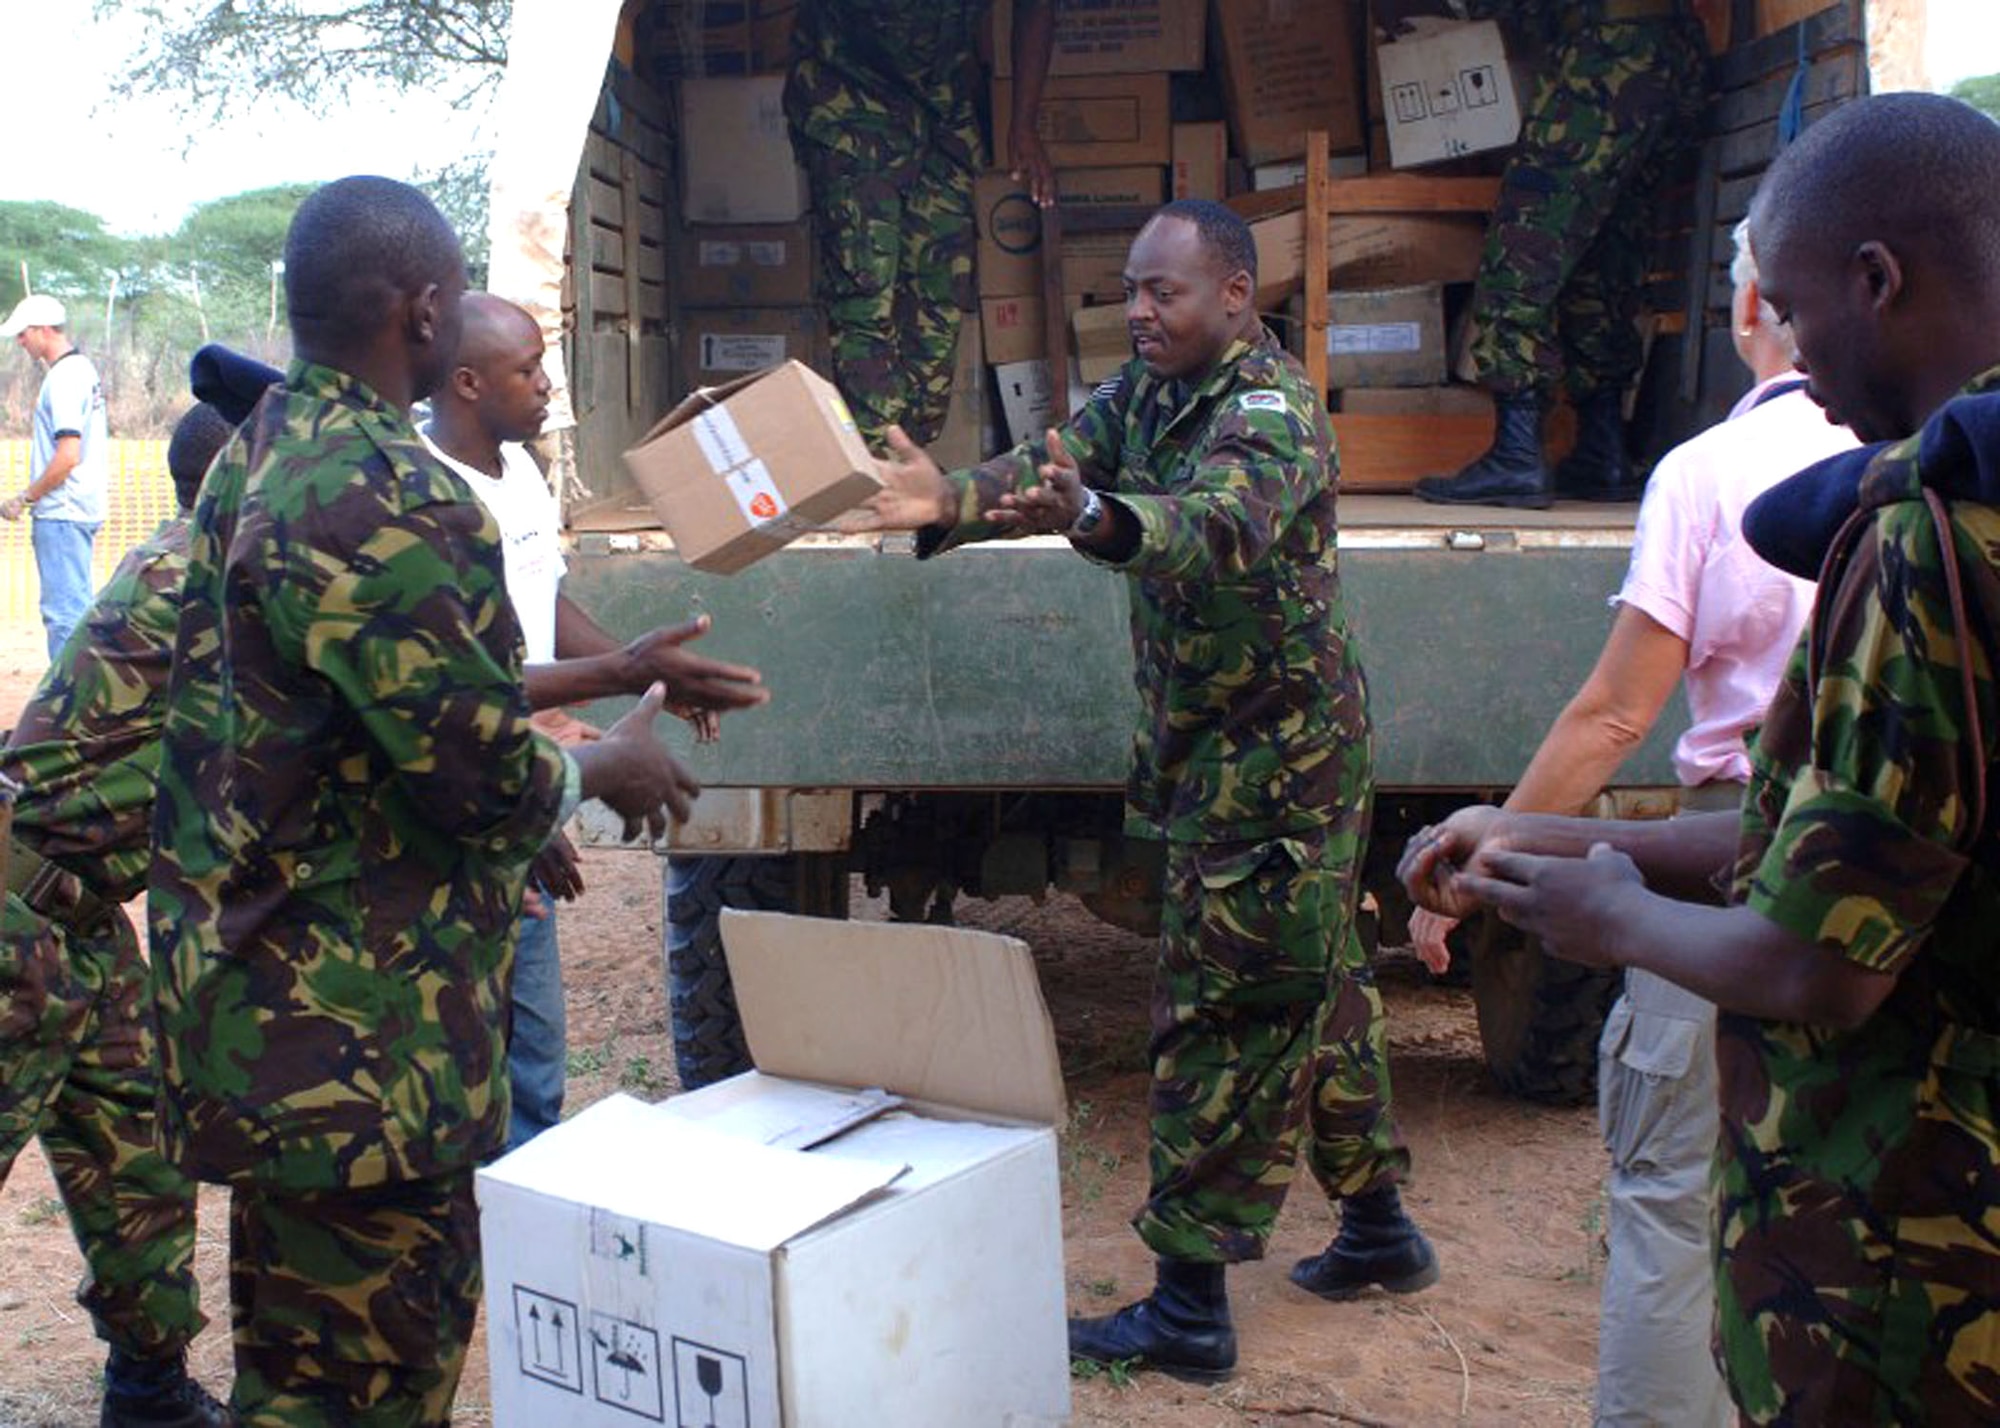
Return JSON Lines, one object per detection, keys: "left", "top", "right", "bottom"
{"left": 482, "top": 0, "right": 1899, "bottom": 1102}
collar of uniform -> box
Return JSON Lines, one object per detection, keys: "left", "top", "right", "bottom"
{"left": 1132, "top": 325, "right": 1281, "bottom": 429}
{"left": 284, "top": 359, "right": 417, "bottom": 432}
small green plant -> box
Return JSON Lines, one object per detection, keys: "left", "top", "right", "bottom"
{"left": 1087, "top": 1277, "right": 1119, "bottom": 1299}
{"left": 1070, "top": 1355, "right": 1140, "bottom": 1388}
{"left": 620, "top": 1054, "right": 671, "bottom": 1097}
{"left": 18, "top": 1195, "right": 62, "bottom": 1227}
{"left": 566, "top": 1044, "right": 610, "bottom": 1077}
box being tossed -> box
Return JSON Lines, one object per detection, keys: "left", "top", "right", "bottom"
{"left": 623, "top": 361, "right": 880, "bottom": 574}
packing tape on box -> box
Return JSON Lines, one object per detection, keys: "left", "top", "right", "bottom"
{"left": 693, "top": 406, "right": 813, "bottom": 537}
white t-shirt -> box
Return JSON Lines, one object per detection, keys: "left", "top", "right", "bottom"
{"left": 1615, "top": 376, "right": 1859, "bottom": 787}
{"left": 33, "top": 350, "right": 108, "bottom": 523}
{"left": 421, "top": 427, "right": 567, "bottom": 663}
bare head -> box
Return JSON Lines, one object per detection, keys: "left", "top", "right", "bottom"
{"left": 434, "top": 293, "right": 552, "bottom": 446}
{"left": 166, "top": 401, "right": 236, "bottom": 513}
{"left": 1123, "top": 200, "right": 1259, "bottom": 381}
{"left": 1748, "top": 92, "right": 2000, "bottom": 442}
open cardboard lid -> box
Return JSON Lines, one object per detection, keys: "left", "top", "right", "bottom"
{"left": 719, "top": 910, "right": 1067, "bottom": 1127}
{"left": 630, "top": 362, "right": 785, "bottom": 448}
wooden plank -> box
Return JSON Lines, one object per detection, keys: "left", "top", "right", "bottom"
{"left": 590, "top": 271, "right": 628, "bottom": 319}
{"left": 1229, "top": 174, "right": 1500, "bottom": 224}
{"left": 1304, "top": 134, "right": 1329, "bottom": 403}
{"left": 607, "top": 59, "right": 669, "bottom": 129}
{"left": 1714, "top": 0, "right": 1861, "bottom": 89}
{"left": 1680, "top": 140, "right": 1721, "bottom": 404}
{"left": 637, "top": 280, "right": 668, "bottom": 324}
{"left": 1711, "top": 51, "right": 1858, "bottom": 133}
{"left": 635, "top": 193, "right": 667, "bottom": 246}
{"left": 587, "top": 176, "right": 624, "bottom": 230}
{"left": 587, "top": 223, "right": 626, "bottom": 274}
{"left": 1041, "top": 205, "right": 1070, "bottom": 422}
{"left": 1334, "top": 412, "right": 1491, "bottom": 493}
{"left": 621, "top": 150, "right": 646, "bottom": 409}
{"left": 1715, "top": 94, "right": 1850, "bottom": 177}
{"left": 570, "top": 174, "right": 595, "bottom": 416}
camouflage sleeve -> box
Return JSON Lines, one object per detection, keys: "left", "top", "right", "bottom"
{"left": 1084, "top": 386, "right": 1326, "bottom": 583}
{"left": 919, "top": 374, "right": 1130, "bottom": 556}
{"left": 285, "top": 494, "right": 568, "bottom": 864}
{"left": 1744, "top": 505, "right": 1989, "bottom": 974}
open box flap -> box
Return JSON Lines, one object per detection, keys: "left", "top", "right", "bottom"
{"left": 719, "top": 911, "right": 1067, "bottom": 1127}
{"left": 630, "top": 362, "right": 788, "bottom": 447}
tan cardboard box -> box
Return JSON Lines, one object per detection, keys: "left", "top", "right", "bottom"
{"left": 676, "top": 221, "right": 814, "bottom": 306}
{"left": 1060, "top": 231, "right": 1137, "bottom": 302}
{"left": 1250, "top": 209, "right": 1485, "bottom": 308}
{"left": 678, "top": 307, "right": 827, "bottom": 393}
{"left": 680, "top": 77, "right": 809, "bottom": 223}
{"left": 1172, "top": 122, "right": 1227, "bottom": 201}
{"left": 976, "top": 173, "right": 1045, "bottom": 298}
{"left": 1072, "top": 303, "right": 1132, "bottom": 384}
{"left": 992, "top": 0, "right": 1206, "bottom": 76}
{"left": 1059, "top": 165, "right": 1167, "bottom": 207}
{"left": 1213, "top": 0, "right": 1365, "bottom": 165}
{"left": 624, "top": 361, "right": 879, "bottom": 574}
{"left": 1288, "top": 283, "right": 1447, "bottom": 389}
{"left": 982, "top": 294, "right": 1048, "bottom": 367}
{"left": 1378, "top": 19, "right": 1521, "bottom": 168}
{"left": 994, "top": 73, "right": 1171, "bottom": 168}
{"left": 993, "top": 359, "right": 1057, "bottom": 446}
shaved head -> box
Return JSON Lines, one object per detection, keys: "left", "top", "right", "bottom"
{"left": 456, "top": 293, "right": 542, "bottom": 371}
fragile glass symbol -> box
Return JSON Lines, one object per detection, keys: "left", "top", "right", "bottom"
{"left": 697, "top": 1354, "right": 724, "bottom": 1428}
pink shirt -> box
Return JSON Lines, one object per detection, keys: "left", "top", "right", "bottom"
{"left": 1617, "top": 376, "right": 1859, "bottom": 787}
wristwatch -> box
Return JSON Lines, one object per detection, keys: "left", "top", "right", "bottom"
{"left": 1070, "top": 487, "right": 1105, "bottom": 538}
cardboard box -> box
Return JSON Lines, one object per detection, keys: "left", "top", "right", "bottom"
{"left": 976, "top": 173, "right": 1046, "bottom": 298}
{"left": 478, "top": 912, "right": 1071, "bottom": 1426}
{"left": 1172, "top": 122, "right": 1227, "bottom": 201}
{"left": 982, "top": 295, "right": 1048, "bottom": 367}
{"left": 1251, "top": 154, "right": 1368, "bottom": 190}
{"left": 1058, "top": 165, "right": 1167, "bottom": 208}
{"left": 1289, "top": 283, "right": 1447, "bottom": 388}
{"left": 678, "top": 307, "right": 827, "bottom": 392}
{"left": 624, "top": 361, "right": 877, "bottom": 574}
{"left": 931, "top": 317, "right": 995, "bottom": 471}
{"left": 1072, "top": 303, "right": 1131, "bottom": 384}
{"left": 994, "top": 73, "right": 1171, "bottom": 168}
{"left": 993, "top": 0, "right": 1206, "bottom": 76}
{"left": 680, "top": 76, "right": 808, "bottom": 223}
{"left": 646, "top": 0, "right": 796, "bottom": 78}
{"left": 676, "top": 221, "right": 814, "bottom": 306}
{"left": 1060, "top": 230, "right": 1136, "bottom": 302}
{"left": 994, "top": 359, "right": 1056, "bottom": 446}
{"left": 1250, "top": 209, "right": 1486, "bottom": 308}
{"left": 1378, "top": 20, "right": 1521, "bottom": 168}
{"left": 1213, "top": 0, "right": 1365, "bottom": 166}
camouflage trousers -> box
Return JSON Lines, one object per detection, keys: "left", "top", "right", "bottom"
{"left": 1469, "top": 14, "right": 1707, "bottom": 398}
{"left": 1137, "top": 817, "right": 1411, "bottom": 1263}
{"left": 792, "top": 126, "right": 975, "bottom": 449}
{"left": 0, "top": 891, "right": 204, "bottom": 1359}
{"left": 227, "top": 1169, "right": 480, "bottom": 1427}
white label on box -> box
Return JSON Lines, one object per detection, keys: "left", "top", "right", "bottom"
{"left": 699, "top": 332, "right": 789, "bottom": 373}
{"left": 725, "top": 459, "right": 791, "bottom": 530}
{"left": 1330, "top": 322, "right": 1424, "bottom": 356}
{"left": 693, "top": 407, "right": 753, "bottom": 476}
{"left": 698, "top": 240, "right": 789, "bottom": 269}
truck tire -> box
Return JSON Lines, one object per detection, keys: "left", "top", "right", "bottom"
{"left": 1469, "top": 912, "right": 1621, "bottom": 1106}
{"left": 663, "top": 854, "right": 849, "bottom": 1090}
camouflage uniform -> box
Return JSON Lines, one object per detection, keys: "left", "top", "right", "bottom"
{"left": 922, "top": 330, "right": 1410, "bottom": 1262}
{"left": 1467, "top": 1, "right": 1708, "bottom": 398}
{"left": 785, "top": 0, "right": 984, "bottom": 447}
{"left": 149, "top": 361, "right": 573, "bottom": 1425}
{"left": 1719, "top": 367, "right": 2000, "bottom": 1422}
{"left": 0, "top": 518, "right": 204, "bottom": 1362}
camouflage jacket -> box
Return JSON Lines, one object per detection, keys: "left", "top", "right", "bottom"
{"left": 786, "top": 0, "right": 986, "bottom": 170}
{"left": 923, "top": 329, "right": 1371, "bottom": 845}
{"left": 1719, "top": 366, "right": 2000, "bottom": 1422}
{"left": 3, "top": 516, "right": 187, "bottom": 903}
{"left": 149, "top": 361, "right": 572, "bottom": 1192}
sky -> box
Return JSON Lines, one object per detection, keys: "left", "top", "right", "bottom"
{"left": 6, "top": 0, "right": 1996, "bottom": 237}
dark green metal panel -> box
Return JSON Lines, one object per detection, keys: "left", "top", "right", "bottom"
{"left": 561, "top": 539, "right": 1683, "bottom": 791}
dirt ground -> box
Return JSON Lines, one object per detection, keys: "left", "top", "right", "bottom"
{"left": 0, "top": 614, "right": 1609, "bottom": 1427}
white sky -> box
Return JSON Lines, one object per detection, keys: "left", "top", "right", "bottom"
{"left": 5, "top": 0, "right": 1996, "bottom": 237}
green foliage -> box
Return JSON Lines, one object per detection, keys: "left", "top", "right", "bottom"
{"left": 1951, "top": 74, "right": 2000, "bottom": 124}
{"left": 101, "top": 0, "right": 511, "bottom": 127}
{"left": 415, "top": 153, "right": 496, "bottom": 287}
{"left": 0, "top": 202, "right": 130, "bottom": 305}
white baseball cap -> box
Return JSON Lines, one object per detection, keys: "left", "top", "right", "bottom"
{"left": 0, "top": 294, "right": 67, "bottom": 337}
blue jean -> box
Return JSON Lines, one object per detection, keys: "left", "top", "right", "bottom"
{"left": 32, "top": 518, "right": 99, "bottom": 659}
{"left": 507, "top": 902, "right": 565, "bottom": 1150}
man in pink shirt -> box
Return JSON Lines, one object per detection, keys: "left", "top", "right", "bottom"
{"left": 1410, "top": 219, "right": 1857, "bottom": 1425}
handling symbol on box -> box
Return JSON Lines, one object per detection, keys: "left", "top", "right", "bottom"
{"left": 590, "top": 1314, "right": 666, "bottom": 1422}
{"left": 1429, "top": 81, "right": 1461, "bottom": 116}
{"left": 513, "top": 1286, "right": 583, "bottom": 1395}
{"left": 1390, "top": 81, "right": 1427, "bottom": 124}
{"left": 1460, "top": 65, "right": 1500, "bottom": 109}
{"left": 672, "top": 1339, "right": 749, "bottom": 1428}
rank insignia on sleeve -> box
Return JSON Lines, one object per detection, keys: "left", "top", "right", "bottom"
{"left": 1239, "top": 390, "right": 1286, "bottom": 413}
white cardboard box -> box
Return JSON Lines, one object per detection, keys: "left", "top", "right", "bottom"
{"left": 478, "top": 912, "right": 1072, "bottom": 1428}
{"left": 1378, "top": 19, "right": 1521, "bottom": 169}
{"left": 681, "top": 77, "right": 810, "bottom": 222}
{"left": 993, "top": 358, "right": 1056, "bottom": 447}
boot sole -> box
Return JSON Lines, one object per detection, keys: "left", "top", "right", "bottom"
{"left": 1071, "top": 1352, "right": 1236, "bottom": 1385}
{"left": 1292, "top": 1258, "right": 1441, "bottom": 1303}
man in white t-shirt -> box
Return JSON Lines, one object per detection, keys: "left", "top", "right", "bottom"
{"left": 1407, "top": 220, "right": 1859, "bottom": 1425}
{"left": 423, "top": 293, "right": 768, "bottom": 1147}
{"left": 2, "top": 295, "right": 109, "bottom": 658}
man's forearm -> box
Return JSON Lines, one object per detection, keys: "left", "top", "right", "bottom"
{"left": 1497, "top": 809, "right": 1740, "bottom": 903}
{"left": 26, "top": 442, "right": 79, "bottom": 502}
{"left": 523, "top": 652, "right": 638, "bottom": 711}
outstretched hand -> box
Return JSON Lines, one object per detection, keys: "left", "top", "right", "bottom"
{"left": 841, "top": 425, "right": 954, "bottom": 533}
{"left": 989, "top": 428, "right": 1088, "bottom": 534}
{"left": 574, "top": 681, "right": 702, "bottom": 842}
{"left": 624, "top": 614, "right": 768, "bottom": 716}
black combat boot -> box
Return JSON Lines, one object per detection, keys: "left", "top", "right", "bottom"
{"left": 1554, "top": 388, "right": 1642, "bottom": 501}
{"left": 1290, "top": 1185, "right": 1440, "bottom": 1301}
{"left": 1413, "top": 394, "right": 1551, "bottom": 508}
{"left": 1067, "top": 1257, "right": 1237, "bottom": 1383}
{"left": 100, "top": 1349, "right": 232, "bottom": 1428}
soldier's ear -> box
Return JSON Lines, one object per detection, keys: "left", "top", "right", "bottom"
{"left": 407, "top": 282, "right": 443, "bottom": 348}
{"left": 1221, "top": 268, "right": 1253, "bottom": 317}
{"left": 1853, "top": 241, "right": 1903, "bottom": 314}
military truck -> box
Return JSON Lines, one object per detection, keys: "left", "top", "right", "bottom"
{"left": 485, "top": 0, "right": 1888, "bottom": 1101}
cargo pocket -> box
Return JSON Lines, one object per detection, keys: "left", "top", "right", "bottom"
{"left": 1599, "top": 1001, "right": 1712, "bottom": 1170}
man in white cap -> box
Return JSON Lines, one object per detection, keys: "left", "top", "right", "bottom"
{"left": 2, "top": 294, "right": 109, "bottom": 658}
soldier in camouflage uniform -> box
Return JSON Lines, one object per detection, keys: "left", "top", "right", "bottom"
{"left": 855, "top": 201, "right": 1435, "bottom": 1383}
{"left": 1404, "top": 95, "right": 2000, "bottom": 1423}
{"left": 1416, "top": 0, "right": 1708, "bottom": 508}
{"left": 148, "top": 177, "right": 700, "bottom": 1426}
{"left": 0, "top": 402, "right": 238, "bottom": 1428}
{"left": 784, "top": 0, "right": 1052, "bottom": 448}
